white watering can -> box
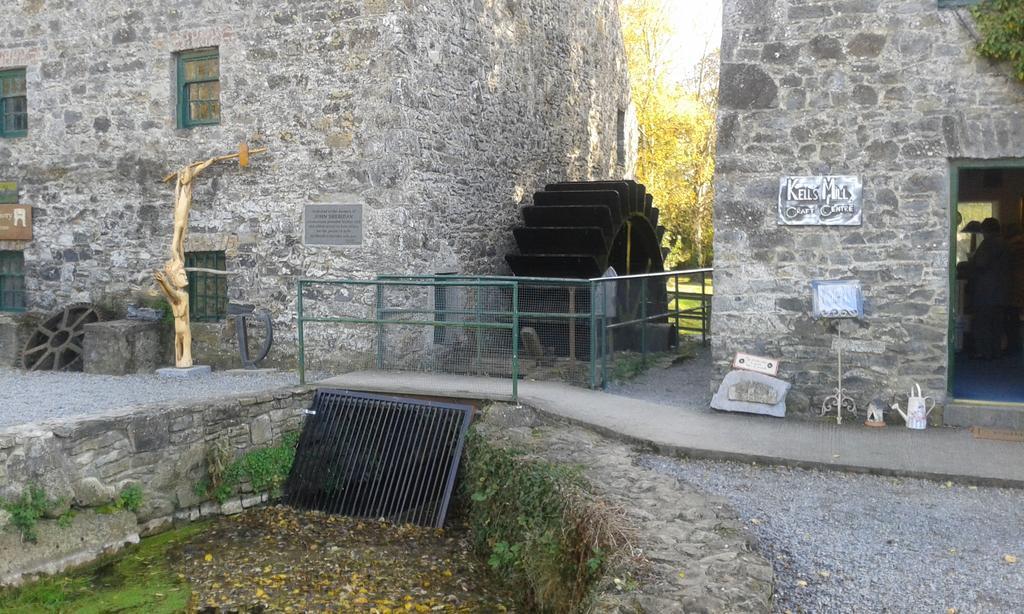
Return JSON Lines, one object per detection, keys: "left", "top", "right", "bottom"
{"left": 891, "top": 384, "right": 936, "bottom": 430}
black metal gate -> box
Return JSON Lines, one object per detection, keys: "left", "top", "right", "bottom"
{"left": 285, "top": 389, "right": 474, "bottom": 528}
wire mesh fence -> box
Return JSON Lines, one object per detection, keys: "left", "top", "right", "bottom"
{"left": 296, "top": 269, "right": 713, "bottom": 397}
{"left": 591, "top": 269, "right": 712, "bottom": 384}
{"left": 297, "top": 278, "right": 519, "bottom": 398}
{"left": 379, "top": 275, "right": 599, "bottom": 388}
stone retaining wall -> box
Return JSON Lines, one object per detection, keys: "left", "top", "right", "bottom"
{"left": 0, "top": 385, "right": 313, "bottom": 586}
{"left": 478, "top": 403, "right": 774, "bottom": 613}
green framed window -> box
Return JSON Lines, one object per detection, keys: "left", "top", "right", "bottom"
{"left": 0, "top": 250, "right": 26, "bottom": 311}
{"left": 0, "top": 69, "right": 27, "bottom": 138}
{"left": 185, "top": 251, "right": 227, "bottom": 321}
{"left": 176, "top": 49, "right": 220, "bottom": 128}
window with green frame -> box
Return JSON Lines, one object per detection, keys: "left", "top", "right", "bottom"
{"left": 0, "top": 68, "right": 27, "bottom": 138}
{"left": 185, "top": 251, "right": 228, "bottom": 321}
{"left": 0, "top": 250, "right": 26, "bottom": 311}
{"left": 176, "top": 49, "right": 220, "bottom": 128}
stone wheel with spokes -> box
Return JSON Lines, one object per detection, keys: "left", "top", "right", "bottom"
{"left": 21, "top": 303, "right": 102, "bottom": 371}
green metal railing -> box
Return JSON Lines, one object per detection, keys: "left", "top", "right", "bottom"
{"left": 297, "top": 278, "right": 520, "bottom": 399}
{"left": 296, "top": 269, "right": 712, "bottom": 394}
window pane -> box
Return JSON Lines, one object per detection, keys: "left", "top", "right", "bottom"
{"left": 184, "top": 58, "right": 218, "bottom": 82}
{"left": 190, "top": 101, "right": 209, "bottom": 121}
{"left": 3, "top": 109, "right": 27, "bottom": 133}
{"left": 188, "top": 81, "right": 220, "bottom": 102}
{"left": 1, "top": 75, "right": 25, "bottom": 97}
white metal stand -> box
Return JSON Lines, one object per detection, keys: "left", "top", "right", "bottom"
{"left": 820, "top": 325, "right": 856, "bottom": 424}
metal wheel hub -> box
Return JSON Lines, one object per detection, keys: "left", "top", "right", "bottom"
{"left": 21, "top": 303, "right": 102, "bottom": 371}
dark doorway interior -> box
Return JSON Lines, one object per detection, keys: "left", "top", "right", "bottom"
{"left": 952, "top": 166, "right": 1024, "bottom": 403}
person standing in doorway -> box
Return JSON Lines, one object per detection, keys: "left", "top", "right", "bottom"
{"left": 1005, "top": 223, "right": 1024, "bottom": 355}
{"left": 969, "top": 218, "right": 1010, "bottom": 360}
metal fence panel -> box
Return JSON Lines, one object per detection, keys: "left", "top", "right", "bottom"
{"left": 296, "top": 270, "right": 712, "bottom": 393}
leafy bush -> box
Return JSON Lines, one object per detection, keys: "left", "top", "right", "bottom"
{"left": 196, "top": 432, "right": 300, "bottom": 504}
{"left": 117, "top": 484, "right": 144, "bottom": 513}
{"left": 973, "top": 0, "right": 1024, "bottom": 81}
{"left": 1, "top": 485, "right": 61, "bottom": 543}
{"left": 462, "top": 430, "right": 627, "bottom": 613}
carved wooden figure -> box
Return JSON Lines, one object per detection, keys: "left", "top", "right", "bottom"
{"left": 154, "top": 144, "right": 267, "bottom": 368}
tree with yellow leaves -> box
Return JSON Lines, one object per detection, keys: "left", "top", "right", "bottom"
{"left": 621, "top": 0, "right": 718, "bottom": 268}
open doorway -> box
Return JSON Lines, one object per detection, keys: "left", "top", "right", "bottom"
{"left": 950, "top": 163, "right": 1024, "bottom": 403}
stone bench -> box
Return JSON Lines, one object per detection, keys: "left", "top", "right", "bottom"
{"left": 83, "top": 319, "right": 162, "bottom": 375}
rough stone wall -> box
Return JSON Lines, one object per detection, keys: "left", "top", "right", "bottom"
{"left": 0, "top": 386, "right": 311, "bottom": 584}
{"left": 0, "top": 0, "right": 634, "bottom": 369}
{"left": 478, "top": 403, "right": 774, "bottom": 612}
{"left": 713, "top": 0, "right": 1024, "bottom": 412}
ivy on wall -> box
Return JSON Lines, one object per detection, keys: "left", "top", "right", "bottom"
{"left": 972, "top": 0, "right": 1024, "bottom": 81}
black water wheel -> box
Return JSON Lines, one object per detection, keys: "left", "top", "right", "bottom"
{"left": 21, "top": 303, "right": 101, "bottom": 371}
{"left": 505, "top": 180, "right": 667, "bottom": 278}
{"left": 505, "top": 180, "right": 671, "bottom": 358}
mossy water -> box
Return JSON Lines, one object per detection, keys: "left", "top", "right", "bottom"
{"left": 0, "top": 521, "right": 209, "bottom": 613}
{"left": 0, "top": 507, "right": 514, "bottom": 613}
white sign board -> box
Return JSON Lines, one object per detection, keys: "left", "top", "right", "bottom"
{"left": 732, "top": 352, "right": 780, "bottom": 377}
{"left": 778, "top": 175, "right": 863, "bottom": 226}
{"left": 812, "top": 280, "right": 864, "bottom": 319}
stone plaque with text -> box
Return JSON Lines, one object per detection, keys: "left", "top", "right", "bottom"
{"left": 303, "top": 203, "right": 363, "bottom": 246}
{"left": 0, "top": 205, "right": 31, "bottom": 241}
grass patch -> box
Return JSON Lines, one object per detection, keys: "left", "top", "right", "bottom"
{"left": 0, "top": 521, "right": 209, "bottom": 613}
{"left": 609, "top": 342, "right": 698, "bottom": 383}
{"left": 462, "top": 429, "right": 630, "bottom": 613}
{"left": 195, "top": 432, "right": 300, "bottom": 504}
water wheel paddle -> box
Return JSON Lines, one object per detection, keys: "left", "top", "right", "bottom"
{"left": 21, "top": 303, "right": 101, "bottom": 371}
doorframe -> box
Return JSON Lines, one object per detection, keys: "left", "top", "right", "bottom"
{"left": 947, "top": 158, "right": 1024, "bottom": 402}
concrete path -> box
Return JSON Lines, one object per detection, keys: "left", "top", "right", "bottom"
{"left": 319, "top": 370, "right": 1024, "bottom": 488}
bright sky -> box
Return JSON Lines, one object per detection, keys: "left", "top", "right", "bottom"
{"left": 663, "top": 0, "right": 723, "bottom": 83}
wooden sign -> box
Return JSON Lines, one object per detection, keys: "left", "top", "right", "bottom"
{"left": 732, "top": 352, "right": 780, "bottom": 377}
{"left": 0, "top": 182, "right": 16, "bottom": 204}
{"left": 0, "top": 205, "right": 31, "bottom": 241}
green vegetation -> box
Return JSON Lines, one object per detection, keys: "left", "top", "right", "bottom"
{"left": 973, "top": 0, "right": 1024, "bottom": 81}
{"left": 610, "top": 343, "right": 699, "bottom": 383}
{"left": 96, "top": 484, "right": 145, "bottom": 515}
{"left": 0, "top": 522, "right": 209, "bottom": 613}
{"left": 462, "top": 430, "right": 627, "bottom": 613}
{"left": 2, "top": 486, "right": 63, "bottom": 543}
{"left": 116, "top": 484, "right": 143, "bottom": 513}
{"left": 136, "top": 293, "right": 174, "bottom": 324}
{"left": 196, "top": 432, "right": 300, "bottom": 504}
{"left": 621, "top": 0, "right": 718, "bottom": 267}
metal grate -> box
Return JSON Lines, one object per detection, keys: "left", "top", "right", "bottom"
{"left": 285, "top": 389, "right": 473, "bottom": 528}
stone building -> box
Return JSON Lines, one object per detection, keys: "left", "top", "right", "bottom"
{"left": 713, "top": 0, "right": 1024, "bottom": 424}
{"left": 0, "top": 0, "right": 635, "bottom": 369}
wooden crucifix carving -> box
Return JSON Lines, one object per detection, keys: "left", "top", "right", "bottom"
{"left": 155, "top": 143, "right": 268, "bottom": 368}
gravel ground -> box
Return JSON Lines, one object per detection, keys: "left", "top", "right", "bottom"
{"left": 641, "top": 455, "right": 1024, "bottom": 613}
{"left": 610, "top": 351, "right": 1024, "bottom": 612}
{"left": 0, "top": 368, "right": 302, "bottom": 427}
{"left": 605, "top": 344, "right": 713, "bottom": 408}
